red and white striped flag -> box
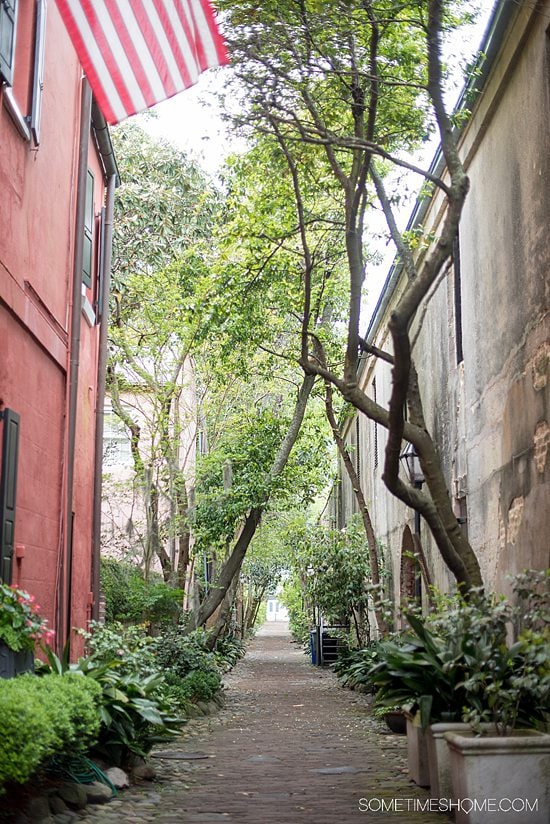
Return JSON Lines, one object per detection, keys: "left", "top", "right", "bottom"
{"left": 55, "top": 0, "right": 229, "bottom": 124}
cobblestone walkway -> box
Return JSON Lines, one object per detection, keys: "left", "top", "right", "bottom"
{"left": 82, "top": 623, "right": 450, "bottom": 824}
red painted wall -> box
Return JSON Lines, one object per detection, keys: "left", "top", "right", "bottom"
{"left": 0, "top": 3, "right": 107, "bottom": 652}
{"left": 69, "top": 143, "right": 106, "bottom": 640}
{"left": 0, "top": 306, "right": 65, "bottom": 623}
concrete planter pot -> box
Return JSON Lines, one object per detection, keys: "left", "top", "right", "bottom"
{"left": 405, "top": 711, "right": 430, "bottom": 787}
{"left": 383, "top": 710, "right": 407, "bottom": 735}
{"left": 444, "top": 729, "right": 550, "bottom": 824}
{"left": 0, "top": 640, "right": 35, "bottom": 679}
{"left": 427, "top": 722, "right": 471, "bottom": 799}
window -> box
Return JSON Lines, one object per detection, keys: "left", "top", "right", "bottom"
{"left": 96, "top": 206, "right": 106, "bottom": 320}
{"left": 0, "top": 408, "right": 20, "bottom": 584}
{"left": 0, "top": 0, "right": 17, "bottom": 87}
{"left": 103, "top": 407, "right": 132, "bottom": 468}
{"left": 29, "top": 0, "right": 46, "bottom": 145}
{"left": 355, "top": 416, "right": 361, "bottom": 483}
{"left": 83, "top": 170, "right": 94, "bottom": 288}
{"left": 372, "top": 378, "right": 378, "bottom": 470}
{"left": 453, "top": 233, "right": 464, "bottom": 365}
{"left": 1, "top": 0, "right": 46, "bottom": 144}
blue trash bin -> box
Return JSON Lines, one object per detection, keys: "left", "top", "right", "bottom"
{"left": 310, "top": 630, "right": 317, "bottom": 665}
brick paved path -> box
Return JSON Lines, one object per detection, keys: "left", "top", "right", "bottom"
{"left": 83, "top": 622, "right": 450, "bottom": 824}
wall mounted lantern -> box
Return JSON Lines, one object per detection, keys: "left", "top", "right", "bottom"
{"left": 399, "top": 441, "right": 424, "bottom": 487}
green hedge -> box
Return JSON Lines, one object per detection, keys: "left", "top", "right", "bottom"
{"left": 0, "top": 673, "right": 101, "bottom": 791}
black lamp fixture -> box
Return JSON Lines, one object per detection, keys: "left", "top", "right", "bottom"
{"left": 400, "top": 441, "right": 425, "bottom": 486}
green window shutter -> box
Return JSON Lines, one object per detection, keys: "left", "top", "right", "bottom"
{"left": 0, "top": 409, "right": 20, "bottom": 585}
{"left": 0, "top": 0, "right": 18, "bottom": 87}
{"left": 96, "top": 206, "right": 106, "bottom": 321}
{"left": 82, "top": 169, "right": 94, "bottom": 287}
{"left": 29, "top": 0, "right": 47, "bottom": 146}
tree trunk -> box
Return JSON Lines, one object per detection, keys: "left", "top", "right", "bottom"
{"left": 324, "top": 382, "right": 389, "bottom": 635}
{"left": 205, "top": 574, "right": 239, "bottom": 650}
{"left": 175, "top": 477, "right": 191, "bottom": 589}
{"left": 192, "top": 374, "right": 315, "bottom": 629}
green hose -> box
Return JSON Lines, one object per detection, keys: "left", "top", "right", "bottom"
{"left": 47, "top": 754, "right": 118, "bottom": 796}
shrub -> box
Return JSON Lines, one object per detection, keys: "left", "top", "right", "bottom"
{"left": 334, "top": 643, "right": 384, "bottom": 691}
{"left": 150, "top": 627, "right": 227, "bottom": 713}
{"left": 81, "top": 620, "right": 158, "bottom": 677}
{"left": 153, "top": 627, "right": 220, "bottom": 681}
{"left": 101, "top": 558, "right": 183, "bottom": 627}
{"left": 213, "top": 634, "right": 246, "bottom": 672}
{"left": 92, "top": 667, "right": 184, "bottom": 765}
{"left": 0, "top": 674, "right": 101, "bottom": 791}
{"left": 165, "top": 669, "right": 222, "bottom": 704}
{"left": 358, "top": 574, "right": 550, "bottom": 734}
{"left": 39, "top": 626, "right": 185, "bottom": 766}
{"left": 280, "top": 578, "right": 310, "bottom": 644}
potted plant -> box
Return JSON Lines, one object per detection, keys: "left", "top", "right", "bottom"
{"left": 445, "top": 633, "right": 550, "bottom": 824}
{"left": 364, "top": 620, "right": 469, "bottom": 788}
{"left": 371, "top": 703, "right": 407, "bottom": 734}
{"left": 333, "top": 641, "right": 383, "bottom": 692}
{"left": 443, "top": 572, "right": 550, "bottom": 824}
{"left": 418, "top": 590, "right": 507, "bottom": 799}
{"left": 0, "top": 583, "right": 53, "bottom": 678}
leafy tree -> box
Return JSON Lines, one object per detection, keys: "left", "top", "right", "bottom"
{"left": 189, "top": 357, "right": 336, "bottom": 632}
{"left": 217, "top": 0, "right": 483, "bottom": 590}
{"left": 284, "top": 514, "right": 379, "bottom": 646}
{"left": 107, "top": 123, "right": 335, "bottom": 631}
{"left": 105, "top": 123, "right": 220, "bottom": 586}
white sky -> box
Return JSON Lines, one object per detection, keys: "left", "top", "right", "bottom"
{"left": 138, "top": 1, "right": 496, "bottom": 323}
{"left": 139, "top": 71, "right": 236, "bottom": 178}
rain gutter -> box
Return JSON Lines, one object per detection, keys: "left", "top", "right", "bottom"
{"left": 90, "top": 103, "right": 119, "bottom": 620}
{"left": 59, "top": 77, "right": 92, "bottom": 649}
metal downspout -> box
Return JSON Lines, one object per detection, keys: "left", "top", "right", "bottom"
{"left": 58, "top": 77, "right": 92, "bottom": 650}
{"left": 91, "top": 173, "right": 116, "bottom": 621}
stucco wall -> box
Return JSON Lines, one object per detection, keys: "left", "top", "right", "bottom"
{"left": 457, "top": 6, "right": 550, "bottom": 591}
{"left": 339, "top": 1, "right": 549, "bottom": 614}
{"left": 0, "top": 306, "right": 65, "bottom": 622}
{"left": 0, "top": 2, "right": 107, "bottom": 646}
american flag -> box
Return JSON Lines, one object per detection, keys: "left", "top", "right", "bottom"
{"left": 55, "top": 0, "right": 228, "bottom": 124}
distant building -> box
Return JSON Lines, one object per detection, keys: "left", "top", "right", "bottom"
{"left": 266, "top": 597, "right": 289, "bottom": 623}
{"left": 0, "top": 1, "right": 118, "bottom": 650}
{"left": 334, "top": 0, "right": 549, "bottom": 623}
{"left": 101, "top": 361, "right": 197, "bottom": 590}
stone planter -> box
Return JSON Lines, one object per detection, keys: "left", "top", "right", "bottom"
{"left": 405, "top": 711, "right": 430, "bottom": 787}
{"left": 427, "top": 722, "right": 471, "bottom": 799}
{"left": 0, "top": 640, "right": 35, "bottom": 679}
{"left": 445, "top": 729, "right": 550, "bottom": 824}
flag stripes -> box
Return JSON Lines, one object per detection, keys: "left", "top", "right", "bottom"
{"left": 55, "top": 0, "right": 228, "bottom": 124}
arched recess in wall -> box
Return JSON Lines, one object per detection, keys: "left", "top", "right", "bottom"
{"left": 400, "top": 526, "right": 417, "bottom": 609}
{"left": 400, "top": 525, "right": 433, "bottom": 613}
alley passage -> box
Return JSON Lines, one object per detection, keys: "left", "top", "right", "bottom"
{"left": 83, "top": 624, "right": 451, "bottom": 824}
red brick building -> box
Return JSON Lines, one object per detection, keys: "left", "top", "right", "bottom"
{"left": 0, "top": 0, "right": 117, "bottom": 651}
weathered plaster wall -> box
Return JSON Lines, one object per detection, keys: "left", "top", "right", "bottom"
{"left": 339, "top": 1, "right": 549, "bottom": 614}
{"left": 458, "top": 4, "right": 550, "bottom": 591}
